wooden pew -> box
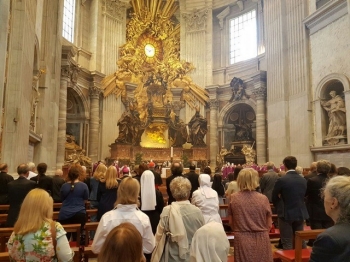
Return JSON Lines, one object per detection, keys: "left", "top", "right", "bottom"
{"left": 84, "top": 222, "right": 99, "bottom": 246}
{"left": 63, "top": 224, "right": 82, "bottom": 248}
{"left": 0, "top": 227, "right": 13, "bottom": 252}
{"left": 0, "top": 206, "right": 9, "bottom": 212}
{"left": 0, "top": 252, "right": 9, "bottom": 261}
{"left": 274, "top": 229, "right": 325, "bottom": 262}
{"left": 0, "top": 215, "right": 7, "bottom": 226}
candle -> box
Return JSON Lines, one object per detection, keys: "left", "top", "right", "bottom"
{"left": 171, "top": 147, "right": 173, "bottom": 157}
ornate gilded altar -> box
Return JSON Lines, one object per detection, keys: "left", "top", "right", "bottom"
{"left": 103, "top": 0, "right": 209, "bottom": 162}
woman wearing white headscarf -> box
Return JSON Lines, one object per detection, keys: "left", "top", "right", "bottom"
{"left": 191, "top": 174, "right": 221, "bottom": 224}
{"left": 190, "top": 221, "right": 230, "bottom": 262}
{"left": 141, "top": 170, "right": 164, "bottom": 234}
{"left": 153, "top": 177, "right": 204, "bottom": 262}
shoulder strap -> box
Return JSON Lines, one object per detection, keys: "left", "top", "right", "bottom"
{"left": 50, "top": 221, "right": 57, "bottom": 255}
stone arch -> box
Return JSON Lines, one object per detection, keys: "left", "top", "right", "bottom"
{"left": 219, "top": 100, "right": 257, "bottom": 151}
{"left": 218, "top": 99, "right": 257, "bottom": 128}
{"left": 69, "top": 85, "right": 90, "bottom": 119}
{"left": 315, "top": 73, "right": 350, "bottom": 100}
{"left": 66, "top": 87, "right": 89, "bottom": 150}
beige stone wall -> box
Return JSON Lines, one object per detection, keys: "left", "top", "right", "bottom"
{"left": 265, "top": 0, "right": 312, "bottom": 167}
{"left": 1, "top": 0, "right": 63, "bottom": 173}
{"left": 310, "top": 16, "right": 350, "bottom": 93}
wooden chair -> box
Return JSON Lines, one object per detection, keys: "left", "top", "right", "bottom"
{"left": 274, "top": 229, "right": 325, "bottom": 262}
{"left": 82, "top": 247, "right": 98, "bottom": 261}
{"left": 84, "top": 222, "right": 99, "bottom": 246}
{"left": 86, "top": 209, "right": 98, "bottom": 222}
{"left": 0, "top": 227, "right": 13, "bottom": 252}
{"left": 62, "top": 224, "right": 82, "bottom": 248}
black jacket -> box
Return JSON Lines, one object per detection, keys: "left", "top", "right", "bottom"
{"left": 7, "top": 177, "right": 36, "bottom": 226}
{"left": 0, "top": 171, "right": 14, "bottom": 204}
{"left": 272, "top": 170, "right": 309, "bottom": 220}
{"left": 310, "top": 223, "right": 350, "bottom": 262}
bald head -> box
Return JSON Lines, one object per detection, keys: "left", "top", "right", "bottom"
{"left": 171, "top": 162, "right": 183, "bottom": 176}
{"left": 0, "top": 163, "right": 8, "bottom": 172}
{"left": 55, "top": 169, "right": 63, "bottom": 177}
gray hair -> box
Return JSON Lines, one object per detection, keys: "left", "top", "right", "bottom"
{"left": 317, "top": 160, "right": 331, "bottom": 174}
{"left": 325, "top": 176, "right": 350, "bottom": 223}
{"left": 170, "top": 176, "right": 191, "bottom": 201}
{"left": 266, "top": 162, "right": 274, "bottom": 170}
{"left": 295, "top": 166, "right": 303, "bottom": 175}
{"left": 27, "top": 162, "right": 36, "bottom": 171}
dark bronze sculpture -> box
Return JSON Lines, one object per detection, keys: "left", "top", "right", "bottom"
{"left": 187, "top": 109, "right": 207, "bottom": 147}
{"left": 168, "top": 115, "right": 188, "bottom": 147}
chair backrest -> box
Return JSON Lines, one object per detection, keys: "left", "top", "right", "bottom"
{"left": 294, "top": 229, "right": 325, "bottom": 262}
{"left": 63, "top": 224, "right": 82, "bottom": 248}
{"left": 0, "top": 252, "right": 9, "bottom": 261}
{"left": 84, "top": 222, "right": 99, "bottom": 246}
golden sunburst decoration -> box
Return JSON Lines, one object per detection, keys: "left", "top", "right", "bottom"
{"left": 101, "top": 0, "right": 209, "bottom": 114}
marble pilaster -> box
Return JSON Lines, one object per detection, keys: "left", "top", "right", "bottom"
{"left": 207, "top": 85, "right": 219, "bottom": 169}
{"left": 89, "top": 71, "right": 104, "bottom": 162}
{"left": 252, "top": 78, "right": 267, "bottom": 164}
{"left": 56, "top": 65, "right": 71, "bottom": 168}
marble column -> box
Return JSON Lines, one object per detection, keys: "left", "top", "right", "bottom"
{"left": 56, "top": 65, "right": 71, "bottom": 168}
{"left": 88, "top": 86, "right": 101, "bottom": 163}
{"left": 252, "top": 76, "right": 267, "bottom": 164}
{"left": 209, "top": 99, "right": 219, "bottom": 169}
{"left": 207, "top": 85, "right": 219, "bottom": 169}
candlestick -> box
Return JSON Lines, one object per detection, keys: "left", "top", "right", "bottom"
{"left": 170, "top": 147, "right": 173, "bottom": 157}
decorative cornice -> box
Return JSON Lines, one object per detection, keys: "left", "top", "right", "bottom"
{"left": 89, "top": 86, "right": 102, "bottom": 98}
{"left": 209, "top": 99, "right": 219, "bottom": 109}
{"left": 216, "top": 6, "right": 230, "bottom": 29}
{"left": 303, "top": 0, "right": 347, "bottom": 35}
{"left": 61, "top": 65, "right": 72, "bottom": 78}
{"left": 172, "top": 101, "right": 185, "bottom": 111}
{"left": 252, "top": 87, "right": 267, "bottom": 100}
{"left": 103, "top": 0, "right": 127, "bottom": 21}
{"left": 182, "top": 8, "right": 209, "bottom": 32}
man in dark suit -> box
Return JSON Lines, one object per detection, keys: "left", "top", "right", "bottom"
{"left": 272, "top": 156, "right": 309, "bottom": 250}
{"left": 166, "top": 162, "right": 184, "bottom": 205}
{"left": 184, "top": 163, "right": 199, "bottom": 200}
{"left": 0, "top": 163, "right": 14, "bottom": 205}
{"left": 305, "top": 160, "right": 333, "bottom": 232}
{"left": 260, "top": 161, "right": 279, "bottom": 203}
{"left": 7, "top": 164, "right": 36, "bottom": 226}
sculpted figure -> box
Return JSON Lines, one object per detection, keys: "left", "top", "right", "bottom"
{"left": 187, "top": 109, "right": 208, "bottom": 147}
{"left": 234, "top": 121, "right": 253, "bottom": 141}
{"left": 321, "top": 91, "right": 347, "bottom": 138}
{"left": 241, "top": 144, "right": 256, "bottom": 165}
{"left": 229, "top": 77, "right": 249, "bottom": 102}
{"left": 168, "top": 115, "right": 188, "bottom": 147}
{"left": 115, "top": 111, "right": 133, "bottom": 144}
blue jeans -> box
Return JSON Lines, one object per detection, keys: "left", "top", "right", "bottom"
{"left": 279, "top": 218, "right": 306, "bottom": 250}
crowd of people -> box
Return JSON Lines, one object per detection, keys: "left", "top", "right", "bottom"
{"left": 0, "top": 156, "right": 349, "bottom": 262}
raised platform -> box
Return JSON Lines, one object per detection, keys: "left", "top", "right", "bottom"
{"left": 109, "top": 143, "right": 208, "bottom": 163}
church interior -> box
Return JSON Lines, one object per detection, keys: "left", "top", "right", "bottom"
{"left": 1, "top": 0, "right": 350, "bottom": 174}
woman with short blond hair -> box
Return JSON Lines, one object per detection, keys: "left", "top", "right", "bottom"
{"left": 7, "top": 189, "right": 74, "bottom": 261}
{"left": 228, "top": 168, "right": 273, "bottom": 262}
{"left": 97, "top": 166, "right": 119, "bottom": 220}
{"left": 92, "top": 177, "right": 155, "bottom": 256}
